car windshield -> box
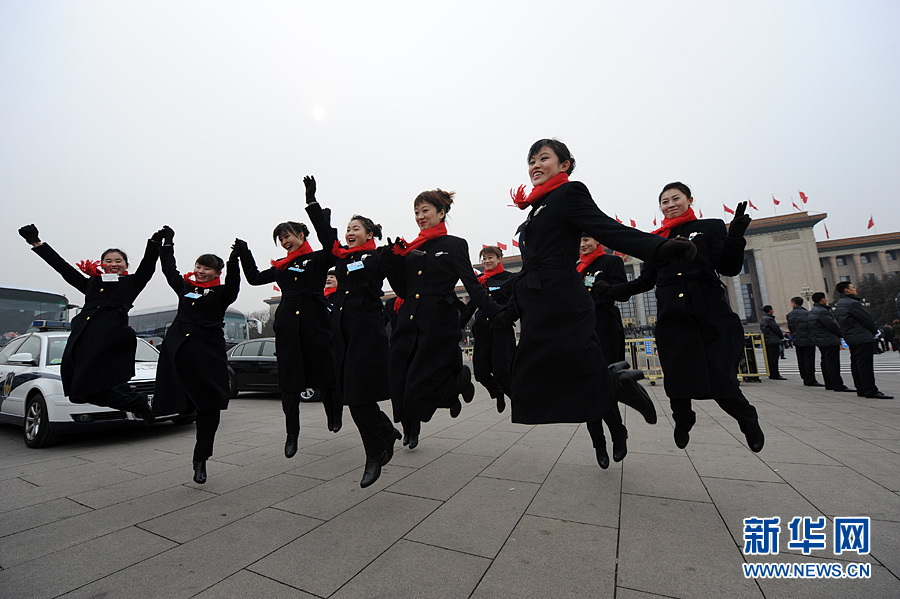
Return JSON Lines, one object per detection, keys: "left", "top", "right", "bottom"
{"left": 135, "top": 339, "right": 159, "bottom": 362}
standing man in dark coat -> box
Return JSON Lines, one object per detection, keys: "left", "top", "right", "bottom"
{"left": 833, "top": 282, "right": 893, "bottom": 399}
{"left": 786, "top": 297, "right": 821, "bottom": 386}
{"left": 154, "top": 230, "right": 241, "bottom": 484}
{"left": 808, "top": 292, "right": 854, "bottom": 393}
{"left": 760, "top": 305, "right": 786, "bottom": 380}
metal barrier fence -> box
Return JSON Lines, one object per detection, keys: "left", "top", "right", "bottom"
{"left": 624, "top": 333, "right": 768, "bottom": 384}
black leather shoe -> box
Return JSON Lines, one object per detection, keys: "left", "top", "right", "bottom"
{"left": 674, "top": 426, "right": 690, "bottom": 449}
{"left": 284, "top": 433, "right": 299, "bottom": 458}
{"left": 192, "top": 461, "right": 207, "bottom": 484}
{"left": 595, "top": 445, "right": 610, "bottom": 469}
{"left": 745, "top": 422, "right": 765, "bottom": 453}
{"left": 460, "top": 366, "right": 475, "bottom": 403}
{"left": 360, "top": 452, "right": 384, "bottom": 488}
{"left": 496, "top": 394, "right": 506, "bottom": 414}
{"left": 612, "top": 428, "right": 628, "bottom": 462}
{"left": 450, "top": 399, "right": 462, "bottom": 418}
{"left": 407, "top": 420, "right": 420, "bottom": 450}
{"left": 867, "top": 392, "right": 894, "bottom": 399}
{"left": 608, "top": 361, "right": 657, "bottom": 424}
{"left": 769, "top": 376, "right": 787, "bottom": 381}
{"left": 834, "top": 387, "right": 856, "bottom": 393}
{"left": 401, "top": 421, "right": 411, "bottom": 447}
{"left": 804, "top": 381, "right": 825, "bottom": 387}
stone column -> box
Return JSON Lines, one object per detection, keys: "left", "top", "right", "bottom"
{"left": 827, "top": 255, "right": 839, "bottom": 290}
{"left": 852, "top": 253, "right": 864, "bottom": 283}
{"left": 732, "top": 276, "right": 747, "bottom": 320}
{"left": 877, "top": 250, "right": 889, "bottom": 276}
{"left": 753, "top": 250, "right": 769, "bottom": 306}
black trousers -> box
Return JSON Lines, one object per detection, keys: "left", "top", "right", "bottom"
{"left": 349, "top": 403, "right": 395, "bottom": 457}
{"left": 818, "top": 345, "right": 845, "bottom": 390}
{"left": 587, "top": 403, "right": 625, "bottom": 447}
{"left": 76, "top": 383, "right": 148, "bottom": 413}
{"left": 765, "top": 343, "right": 782, "bottom": 377}
{"left": 282, "top": 392, "right": 301, "bottom": 436}
{"left": 795, "top": 345, "right": 817, "bottom": 384}
{"left": 848, "top": 342, "right": 878, "bottom": 397}
{"left": 670, "top": 394, "right": 759, "bottom": 434}
{"left": 193, "top": 409, "right": 221, "bottom": 462}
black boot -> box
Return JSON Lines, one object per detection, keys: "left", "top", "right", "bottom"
{"left": 192, "top": 460, "right": 207, "bottom": 484}
{"left": 383, "top": 428, "right": 401, "bottom": 467}
{"left": 674, "top": 426, "right": 690, "bottom": 449}
{"left": 611, "top": 427, "right": 628, "bottom": 462}
{"left": 408, "top": 420, "right": 420, "bottom": 449}
{"left": 744, "top": 421, "right": 765, "bottom": 453}
{"left": 284, "top": 433, "right": 299, "bottom": 458}
{"left": 401, "top": 420, "right": 411, "bottom": 446}
{"left": 324, "top": 390, "right": 342, "bottom": 433}
{"left": 459, "top": 366, "right": 475, "bottom": 403}
{"left": 496, "top": 394, "right": 506, "bottom": 414}
{"left": 595, "top": 445, "right": 610, "bottom": 469}
{"left": 450, "top": 398, "right": 462, "bottom": 418}
{"left": 360, "top": 452, "right": 385, "bottom": 488}
{"left": 608, "top": 361, "right": 657, "bottom": 424}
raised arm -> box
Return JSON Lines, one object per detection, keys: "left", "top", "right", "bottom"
{"left": 129, "top": 236, "right": 162, "bottom": 295}
{"left": 234, "top": 240, "right": 276, "bottom": 286}
{"left": 717, "top": 202, "right": 749, "bottom": 276}
{"left": 221, "top": 252, "right": 241, "bottom": 307}
{"left": 21, "top": 225, "right": 91, "bottom": 294}
{"left": 158, "top": 244, "right": 185, "bottom": 293}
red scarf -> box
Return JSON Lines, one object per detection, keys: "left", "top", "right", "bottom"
{"left": 183, "top": 272, "right": 221, "bottom": 288}
{"left": 332, "top": 239, "right": 377, "bottom": 259}
{"left": 323, "top": 286, "right": 337, "bottom": 299}
{"left": 392, "top": 222, "right": 448, "bottom": 256}
{"left": 393, "top": 297, "right": 404, "bottom": 313}
{"left": 576, "top": 245, "right": 607, "bottom": 274}
{"left": 509, "top": 172, "right": 570, "bottom": 210}
{"left": 270, "top": 242, "right": 313, "bottom": 270}
{"left": 477, "top": 263, "right": 505, "bottom": 286}
{"left": 77, "top": 260, "right": 128, "bottom": 277}
{"left": 652, "top": 207, "right": 698, "bottom": 238}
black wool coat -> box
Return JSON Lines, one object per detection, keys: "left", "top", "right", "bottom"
{"left": 32, "top": 241, "right": 158, "bottom": 400}
{"left": 153, "top": 247, "right": 240, "bottom": 413}
{"left": 463, "top": 269, "right": 516, "bottom": 396}
{"left": 581, "top": 254, "right": 628, "bottom": 363}
{"left": 808, "top": 303, "right": 843, "bottom": 347}
{"left": 510, "top": 181, "right": 664, "bottom": 425}
{"left": 612, "top": 218, "right": 745, "bottom": 401}
{"left": 786, "top": 306, "right": 814, "bottom": 347}
{"left": 385, "top": 234, "right": 501, "bottom": 423}
{"left": 331, "top": 247, "right": 391, "bottom": 406}
{"left": 834, "top": 294, "right": 877, "bottom": 345}
{"left": 239, "top": 202, "right": 336, "bottom": 393}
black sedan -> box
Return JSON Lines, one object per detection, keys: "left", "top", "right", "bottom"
{"left": 226, "top": 337, "right": 318, "bottom": 401}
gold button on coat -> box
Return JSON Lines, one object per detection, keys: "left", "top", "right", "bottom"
{"left": 678, "top": 293, "right": 684, "bottom": 298}
{"left": 415, "top": 294, "right": 420, "bottom": 299}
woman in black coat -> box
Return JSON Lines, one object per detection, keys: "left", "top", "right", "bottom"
{"left": 18, "top": 224, "right": 160, "bottom": 422}
{"left": 153, "top": 229, "right": 240, "bottom": 484}
{"left": 578, "top": 235, "right": 629, "bottom": 469}
{"left": 608, "top": 182, "right": 764, "bottom": 452}
{"left": 384, "top": 189, "right": 502, "bottom": 449}
{"left": 234, "top": 176, "right": 340, "bottom": 458}
{"left": 504, "top": 139, "right": 688, "bottom": 444}
{"left": 330, "top": 215, "right": 399, "bottom": 488}
{"left": 459, "top": 245, "right": 516, "bottom": 414}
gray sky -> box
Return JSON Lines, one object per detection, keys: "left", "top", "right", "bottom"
{"left": 3, "top": 0, "right": 899, "bottom": 314}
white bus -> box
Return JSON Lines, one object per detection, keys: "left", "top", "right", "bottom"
{"left": 1, "top": 286, "right": 70, "bottom": 346}
{"left": 129, "top": 305, "right": 251, "bottom": 349}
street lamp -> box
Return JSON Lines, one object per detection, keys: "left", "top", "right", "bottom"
{"left": 800, "top": 285, "right": 812, "bottom": 302}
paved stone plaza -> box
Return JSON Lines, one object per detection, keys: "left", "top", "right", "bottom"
{"left": 1, "top": 350, "right": 899, "bottom": 599}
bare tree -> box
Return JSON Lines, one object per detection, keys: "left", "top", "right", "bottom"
{"left": 247, "top": 309, "right": 275, "bottom": 338}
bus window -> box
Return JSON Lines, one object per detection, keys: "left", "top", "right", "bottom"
{"left": 0, "top": 287, "right": 68, "bottom": 345}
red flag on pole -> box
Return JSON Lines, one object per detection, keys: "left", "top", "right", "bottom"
{"left": 497, "top": 242, "right": 507, "bottom": 250}
{"left": 824, "top": 224, "right": 830, "bottom": 239}
{"left": 792, "top": 199, "right": 801, "bottom": 211}
{"left": 630, "top": 219, "right": 636, "bottom": 228}
{"left": 723, "top": 203, "right": 735, "bottom": 215}
{"left": 698, "top": 208, "right": 704, "bottom": 218}
{"left": 748, "top": 199, "right": 759, "bottom": 211}
{"left": 615, "top": 214, "right": 623, "bottom": 224}
{"left": 511, "top": 239, "right": 519, "bottom": 248}
{"left": 772, "top": 194, "right": 780, "bottom": 206}
{"left": 867, "top": 215, "right": 875, "bottom": 229}
{"left": 799, "top": 191, "right": 808, "bottom": 203}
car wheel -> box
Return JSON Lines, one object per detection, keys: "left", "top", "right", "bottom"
{"left": 300, "top": 388, "right": 320, "bottom": 403}
{"left": 228, "top": 370, "right": 239, "bottom": 399}
{"left": 24, "top": 393, "right": 60, "bottom": 448}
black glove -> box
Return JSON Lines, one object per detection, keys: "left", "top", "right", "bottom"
{"left": 728, "top": 201, "right": 751, "bottom": 240}
{"left": 378, "top": 237, "right": 399, "bottom": 264}
{"left": 18, "top": 224, "right": 40, "bottom": 245}
{"left": 150, "top": 228, "right": 167, "bottom": 243}
{"left": 232, "top": 238, "right": 249, "bottom": 254}
{"left": 491, "top": 310, "right": 516, "bottom": 331}
{"left": 590, "top": 279, "right": 612, "bottom": 299}
{"left": 654, "top": 237, "right": 697, "bottom": 265}
{"left": 303, "top": 175, "right": 316, "bottom": 204}
{"left": 161, "top": 225, "right": 175, "bottom": 245}
{"left": 229, "top": 246, "right": 241, "bottom": 262}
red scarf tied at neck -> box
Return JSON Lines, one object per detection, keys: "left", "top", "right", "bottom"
{"left": 576, "top": 245, "right": 607, "bottom": 274}
{"left": 77, "top": 260, "right": 129, "bottom": 277}
{"left": 392, "top": 297, "right": 404, "bottom": 313}
{"left": 332, "top": 238, "right": 377, "bottom": 259}
{"left": 271, "top": 241, "right": 313, "bottom": 270}
{"left": 392, "top": 221, "right": 448, "bottom": 256}
{"left": 477, "top": 263, "right": 505, "bottom": 286}
{"left": 509, "top": 172, "right": 570, "bottom": 210}
{"left": 323, "top": 286, "right": 337, "bottom": 299}
{"left": 183, "top": 272, "right": 221, "bottom": 288}
{"left": 652, "top": 207, "right": 698, "bottom": 238}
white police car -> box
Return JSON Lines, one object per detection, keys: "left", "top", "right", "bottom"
{"left": 0, "top": 321, "right": 185, "bottom": 448}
